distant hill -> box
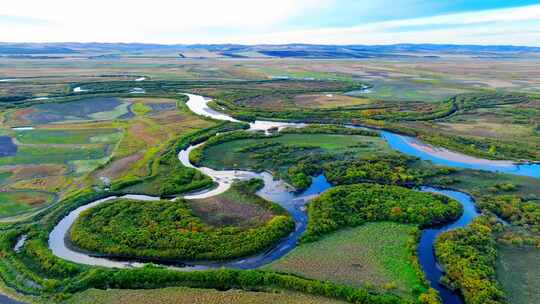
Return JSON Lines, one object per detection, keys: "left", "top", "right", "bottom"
{"left": 1, "top": 42, "right": 539, "bottom": 58}
{"left": 0, "top": 43, "right": 78, "bottom": 54}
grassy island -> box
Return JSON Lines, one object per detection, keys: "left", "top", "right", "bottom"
{"left": 69, "top": 180, "right": 294, "bottom": 261}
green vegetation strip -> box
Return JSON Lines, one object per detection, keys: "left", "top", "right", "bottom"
{"left": 15, "top": 129, "right": 120, "bottom": 145}
{"left": 0, "top": 146, "right": 107, "bottom": 165}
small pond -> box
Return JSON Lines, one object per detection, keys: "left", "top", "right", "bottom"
{"left": 0, "top": 136, "right": 17, "bottom": 157}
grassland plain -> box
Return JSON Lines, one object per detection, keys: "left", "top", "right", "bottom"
{"left": 292, "top": 93, "right": 373, "bottom": 109}
{"left": 496, "top": 244, "right": 540, "bottom": 304}
{"left": 0, "top": 95, "right": 433, "bottom": 304}
{"left": 348, "top": 78, "right": 475, "bottom": 103}
{"left": 181, "top": 109, "right": 539, "bottom": 304}
{"left": 0, "top": 133, "right": 111, "bottom": 218}
{"left": 198, "top": 127, "right": 538, "bottom": 304}
{"left": 201, "top": 133, "right": 388, "bottom": 166}
{"left": 5, "top": 59, "right": 537, "bottom": 163}
{"left": 399, "top": 94, "right": 540, "bottom": 161}
{"left": 0, "top": 95, "right": 216, "bottom": 217}
{"left": 96, "top": 97, "right": 214, "bottom": 183}
{"left": 0, "top": 191, "right": 55, "bottom": 217}
{"left": 4, "top": 97, "right": 131, "bottom": 125}
{"left": 265, "top": 222, "right": 424, "bottom": 300}
{"left": 64, "top": 287, "right": 347, "bottom": 304}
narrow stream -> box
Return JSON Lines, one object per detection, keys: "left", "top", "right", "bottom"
{"left": 0, "top": 294, "right": 23, "bottom": 304}
{"left": 418, "top": 187, "right": 479, "bottom": 304}
{"left": 42, "top": 93, "right": 538, "bottom": 304}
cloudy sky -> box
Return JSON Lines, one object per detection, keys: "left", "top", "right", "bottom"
{"left": 1, "top": 0, "right": 540, "bottom": 45}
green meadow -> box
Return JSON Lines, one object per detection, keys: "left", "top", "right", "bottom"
{"left": 265, "top": 222, "right": 425, "bottom": 300}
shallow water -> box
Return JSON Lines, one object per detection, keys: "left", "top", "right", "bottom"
{"left": 11, "top": 127, "right": 34, "bottom": 131}
{"left": 129, "top": 88, "right": 145, "bottom": 94}
{"left": 73, "top": 87, "right": 88, "bottom": 93}
{"left": 382, "top": 131, "right": 540, "bottom": 179}
{"left": 184, "top": 93, "right": 239, "bottom": 122}
{"left": 345, "top": 86, "right": 372, "bottom": 95}
{"left": 249, "top": 120, "right": 306, "bottom": 134}
{"left": 0, "top": 294, "right": 24, "bottom": 304}
{"left": 49, "top": 196, "right": 145, "bottom": 268}
{"left": 178, "top": 143, "right": 261, "bottom": 199}
{"left": 0, "top": 136, "right": 17, "bottom": 157}
{"left": 13, "top": 235, "right": 27, "bottom": 253}
{"left": 28, "top": 97, "right": 125, "bottom": 124}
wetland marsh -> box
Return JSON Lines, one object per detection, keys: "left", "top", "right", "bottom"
{"left": 1, "top": 53, "right": 539, "bottom": 304}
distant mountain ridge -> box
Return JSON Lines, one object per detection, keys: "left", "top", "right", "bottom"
{"left": 1, "top": 42, "right": 539, "bottom": 58}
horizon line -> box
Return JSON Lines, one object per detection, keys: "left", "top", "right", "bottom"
{"left": 1, "top": 42, "right": 540, "bottom": 48}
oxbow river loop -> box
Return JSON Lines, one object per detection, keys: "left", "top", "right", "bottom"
{"left": 46, "top": 93, "right": 539, "bottom": 304}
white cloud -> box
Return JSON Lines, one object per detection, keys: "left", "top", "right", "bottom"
{"left": 1, "top": 1, "right": 540, "bottom": 45}
{"left": 0, "top": 0, "right": 329, "bottom": 42}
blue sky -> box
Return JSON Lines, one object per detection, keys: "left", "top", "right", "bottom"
{"left": 1, "top": 0, "right": 540, "bottom": 45}
{"left": 289, "top": 0, "right": 540, "bottom": 27}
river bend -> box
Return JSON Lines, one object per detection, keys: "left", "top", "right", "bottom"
{"left": 44, "top": 93, "right": 538, "bottom": 304}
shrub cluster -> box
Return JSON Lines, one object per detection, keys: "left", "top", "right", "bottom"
{"left": 303, "top": 183, "right": 462, "bottom": 242}
{"left": 435, "top": 216, "right": 505, "bottom": 304}
{"left": 478, "top": 195, "right": 540, "bottom": 233}
{"left": 323, "top": 154, "right": 426, "bottom": 186}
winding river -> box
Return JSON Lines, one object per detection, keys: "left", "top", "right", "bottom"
{"left": 42, "top": 93, "right": 539, "bottom": 303}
